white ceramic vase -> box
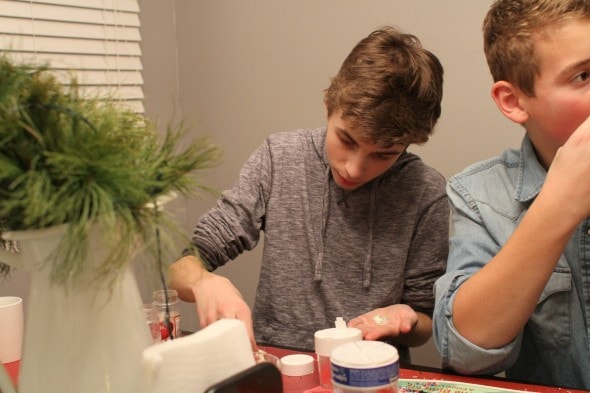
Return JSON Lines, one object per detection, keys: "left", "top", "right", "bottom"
{"left": 0, "top": 223, "right": 151, "bottom": 393}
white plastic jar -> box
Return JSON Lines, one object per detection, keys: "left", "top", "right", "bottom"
{"left": 330, "top": 341, "right": 399, "bottom": 393}
{"left": 315, "top": 317, "right": 363, "bottom": 388}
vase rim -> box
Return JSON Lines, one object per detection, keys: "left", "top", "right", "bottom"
{"left": 0, "top": 223, "right": 69, "bottom": 241}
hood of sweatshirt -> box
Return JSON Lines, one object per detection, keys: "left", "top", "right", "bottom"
{"left": 310, "top": 128, "right": 415, "bottom": 287}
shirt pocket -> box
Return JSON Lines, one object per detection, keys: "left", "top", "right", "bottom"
{"left": 528, "top": 270, "right": 572, "bottom": 349}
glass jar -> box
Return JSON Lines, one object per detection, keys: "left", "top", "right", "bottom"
{"left": 143, "top": 304, "right": 162, "bottom": 345}
{"left": 152, "top": 289, "right": 181, "bottom": 341}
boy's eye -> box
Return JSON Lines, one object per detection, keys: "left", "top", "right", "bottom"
{"left": 573, "top": 70, "right": 589, "bottom": 83}
{"left": 376, "top": 153, "right": 398, "bottom": 161}
{"left": 339, "top": 136, "right": 354, "bottom": 145}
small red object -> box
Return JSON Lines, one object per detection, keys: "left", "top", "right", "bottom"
{"left": 159, "top": 322, "right": 170, "bottom": 341}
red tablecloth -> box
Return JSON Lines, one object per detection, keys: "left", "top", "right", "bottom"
{"left": 5, "top": 348, "right": 587, "bottom": 393}
{"left": 2, "top": 360, "right": 18, "bottom": 388}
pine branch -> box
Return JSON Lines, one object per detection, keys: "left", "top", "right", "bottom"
{"left": 0, "top": 56, "right": 222, "bottom": 286}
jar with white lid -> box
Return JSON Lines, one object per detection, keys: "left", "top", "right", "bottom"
{"left": 330, "top": 341, "right": 399, "bottom": 393}
{"left": 315, "top": 317, "right": 362, "bottom": 388}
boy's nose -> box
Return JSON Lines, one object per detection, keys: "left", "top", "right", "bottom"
{"left": 346, "top": 156, "right": 366, "bottom": 179}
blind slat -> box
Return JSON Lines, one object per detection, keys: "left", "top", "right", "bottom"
{"left": 4, "top": 52, "right": 142, "bottom": 71}
{"left": 1, "top": 1, "right": 140, "bottom": 27}
{"left": 54, "top": 69, "right": 143, "bottom": 86}
{"left": 0, "top": 16, "right": 140, "bottom": 41}
{"left": 12, "top": 0, "right": 140, "bottom": 13}
{"left": 79, "top": 85, "right": 144, "bottom": 100}
{"left": 0, "top": 35, "right": 141, "bottom": 56}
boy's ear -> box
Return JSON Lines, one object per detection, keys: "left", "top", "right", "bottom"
{"left": 490, "top": 81, "right": 529, "bottom": 124}
{"left": 323, "top": 94, "right": 329, "bottom": 118}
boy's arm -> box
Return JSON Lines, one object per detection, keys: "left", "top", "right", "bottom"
{"left": 168, "top": 255, "right": 256, "bottom": 349}
{"left": 452, "top": 197, "right": 573, "bottom": 348}
{"left": 394, "top": 310, "right": 432, "bottom": 347}
{"left": 168, "top": 255, "right": 208, "bottom": 302}
{"left": 167, "top": 139, "right": 274, "bottom": 348}
{"left": 452, "top": 115, "right": 590, "bottom": 349}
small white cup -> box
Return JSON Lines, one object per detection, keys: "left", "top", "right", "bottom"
{"left": 0, "top": 296, "right": 24, "bottom": 363}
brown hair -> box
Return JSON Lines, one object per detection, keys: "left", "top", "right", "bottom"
{"left": 483, "top": 0, "right": 590, "bottom": 96}
{"left": 324, "top": 26, "right": 443, "bottom": 146}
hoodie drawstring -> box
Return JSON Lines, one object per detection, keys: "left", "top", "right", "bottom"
{"left": 363, "top": 180, "right": 379, "bottom": 288}
{"left": 314, "top": 167, "right": 379, "bottom": 288}
{"left": 314, "top": 166, "right": 331, "bottom": 282}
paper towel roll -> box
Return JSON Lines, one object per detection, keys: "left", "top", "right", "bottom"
{"left": 140, "top": 318, "right": 255, "bottom": 393}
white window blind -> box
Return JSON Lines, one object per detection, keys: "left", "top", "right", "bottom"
{"left": 0, "top": 0, "right": 144, "bottom": 113}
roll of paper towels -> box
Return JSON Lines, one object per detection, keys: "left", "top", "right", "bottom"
{"left": 140, "top": 318, "right": 255, "bottom": 393}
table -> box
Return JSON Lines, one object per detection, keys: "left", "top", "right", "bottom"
{"left": 4, "top": 348, "right": 587, "bottom": 393}
{"left": 2, "top": 361, "right": 18, "bottom": 388}
{"left": 260, "top": 345, "right": 588, "bottom": 393}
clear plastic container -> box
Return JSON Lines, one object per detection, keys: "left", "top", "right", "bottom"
{"left": 152, "top": 289, "right": 181, "bottom": 341}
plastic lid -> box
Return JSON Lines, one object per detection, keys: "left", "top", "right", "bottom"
{"left": 152, "top": 289, "right": 179, "bottom": 305}
{"left": 314, "top": 317, "right": 362, "bottom": 356}
{"left": 280, "top": 354, "right": 315, "bottom": 376}
{"left": 330, "top": 341, "right": 399, "bottom": 388}
{"left": 330, "top": 341, "right": 399, "bottom": 368}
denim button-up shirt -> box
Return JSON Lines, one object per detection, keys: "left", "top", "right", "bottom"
{"left": 433, "top": 135, "right": 590, "bottom": 390}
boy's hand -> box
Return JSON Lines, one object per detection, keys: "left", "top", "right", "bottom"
{"left": 544, "top": 114, "right": 590, "bottom": 222}
{"left": 169, "top": 255, "right": 257, "bottom": 350}
{"left": 348, "top": 304, "right": 418, "bottom": 341}
{"left": 192, "top": 270, "right": 257, "bottom": 350}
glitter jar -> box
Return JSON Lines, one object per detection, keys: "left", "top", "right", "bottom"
{"left": 152, "top": 289, "right": 181, "bottom": 341}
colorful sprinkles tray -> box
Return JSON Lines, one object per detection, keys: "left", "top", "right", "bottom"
{"left": 399, "top": 379, "right": 536, "bottom": 393}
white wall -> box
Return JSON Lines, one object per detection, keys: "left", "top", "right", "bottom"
{"left": 0, "top": 0, "right": 526, "bottom": 369}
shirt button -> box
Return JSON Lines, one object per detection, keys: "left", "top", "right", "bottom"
{"left": 587, "top": 229, "right": 590, "bottom": 236}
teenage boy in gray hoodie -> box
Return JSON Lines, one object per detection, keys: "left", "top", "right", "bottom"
{"left": 169, "top": 26, "right": 448, "bottom": 364}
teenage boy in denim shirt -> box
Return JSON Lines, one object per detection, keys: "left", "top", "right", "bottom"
{"left": 433, "top": 0, "right": 590, "bottom": 390}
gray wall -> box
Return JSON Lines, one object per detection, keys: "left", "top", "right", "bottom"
{"left": 1, "top": 0, "right": 525, "bottom": 368}
{"left": 138, "top": 0, "right": 524, "bottom": 367}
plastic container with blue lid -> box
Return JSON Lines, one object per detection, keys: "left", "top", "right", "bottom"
{"left": 330, "top": 340, "right": 399, "bottom": 392}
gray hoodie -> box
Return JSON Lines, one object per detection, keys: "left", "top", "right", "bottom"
{"left": 191, "top": 128, "right": 448, "bottom": 357}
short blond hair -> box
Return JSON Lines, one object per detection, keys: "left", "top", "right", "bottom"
{"left": 484, "top": 0, "right": 590, "bottom": 96}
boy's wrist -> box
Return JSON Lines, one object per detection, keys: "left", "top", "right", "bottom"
{"left": 180, "top": 246, "right": 213, "bottom": 272}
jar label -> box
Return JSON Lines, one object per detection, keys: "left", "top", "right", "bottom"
{"left": 158, "top": 313, "right": 180, "bottom": 341}
{"left": 331, "top": 362, "right": 399, "bottom": 388}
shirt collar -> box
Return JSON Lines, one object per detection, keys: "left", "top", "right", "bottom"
{"left": 516, "top": 135, "right": 547, "bottom": 203}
